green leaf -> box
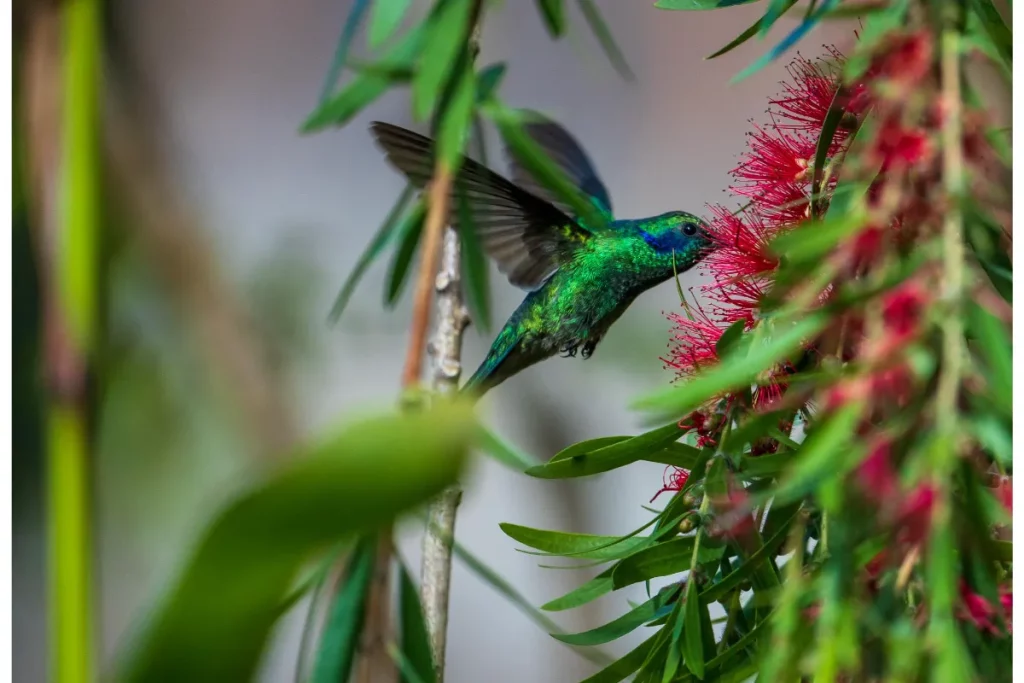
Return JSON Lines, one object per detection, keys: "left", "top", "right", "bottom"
{"left": 310, "top": 541, "right": 375, "bottom": 683}
{"left": 328, "top": 185, "right": 415, "bottom": 324}
{"left": 715, "top": 319, "right": 747, "bottom": 359}
{"left": 966, "top": 0, "right": 1011, "bottom": 67}
{"left": 526, "top": 421, "right": 691, "bottom": 479}
{"left": 760, "top": 0, "right": 795, "bottom": 36}
{"left": 541, "top": 569, "right": 615, "bottom": 611}
{"left": 302, "top": 25, "right": 424, "bottom": 132}
{"left": 769, "top": 213, "right": 865, "bottom": 264}
{"left": 967, "top": 300, "right": 1011, "bottom": 413}
{"left": 656, "top": 0, "right": 759, "bottom": 8}
{"left": 552, "top": 592, "right": 668, "bottom": 646}
{"left": 612, "top": 538, "right": 715, "bottom": 588}
{"left": 578, "top": 0, "right": 636, "bottom": 82}
{"left": 475, "top": 425, "right": 541, "bottom": 472}
{"left": 841, "top": 0, "right": 909, "bottom": 80}
{"left": 682, "top": 580, "right": 705, "bottom": 679}
{"left": 398, "top": 561, "right": 437, "bottom": 683}
{"left": 731, "top": 0, "right": 838, "bottom": 83}
{"left": 705, "top": 0, "right": 798, "bottom": 59}
{"left": 536, "top": 0, "right": 567, "bottom": 37}
{"left": 413, "top": 0, "right": 473, "bottom": 121}
{"left": 385, "top": 200, "right": 428, "bottom": 305}
{"left": 500, "top": 523, "right": 650, "bottom": 560}
{"left": 809, "top": 86, "right": 850, "bottom": 218}
{"left": 968, "top": 414, "right": 1012, "bottom": 467}
{"left": 579, "top": 633, "right": 659, "bottom": 683}
{"left": 317, "top": 0, "right": 371, "bottom": 105}
{"left": 475, "top": 63, "right": 507, "bottom": 103}
{"left": 484, "top": 103, "right": 610, "bottom": 231}
{"left": 772, "top": 402, "right": 863, "bottom": 506}
{"left": 632, "top": 316, "right": 826, "bottom": 422}
{"left": 117, "top": 404, "right": 475, "bottom": 683}
{"left": 436, "top": 60, "right": 477, "bottom": 167}
{"left": 550, "top": 436, "right": 629, "bottom": 461}
{"left": 369, "top": 0, "right": 414, "bottom": 47}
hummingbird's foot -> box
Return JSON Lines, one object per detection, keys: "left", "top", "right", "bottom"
{"left": 560, "top": 343, "right": 579, "bottom": 358}
{"left": 581, "top": 340, "right": 598, "bottom": 359}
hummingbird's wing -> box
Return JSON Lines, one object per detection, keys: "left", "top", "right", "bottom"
{"left": 370, "top": 121, "right": 597, "bottom": 291}
{"left": 501, "top": 112, "right": 614, "bottom": 221}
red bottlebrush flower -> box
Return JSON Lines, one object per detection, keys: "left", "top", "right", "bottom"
{"left": 702, "top": 205, "right": 780, "bottom": 279}
{"left": 856, "top": 440, "right": 898, "bottom": 505}
{"left": 993, "top": 475, "right": 1012, "bottom": 513}
{"left": 746, "top": 180, "right": 815, "bottom": 225}
{"left": 871, "top": 115, "right": 934, "bottom": 170}
{"left": 709, "top": 487, "right": 756, "bottom": 541}
{"left": 958, "top": 581, "right": 1011, "bottom": 636}
{"left": 663, "top": 306, "right": 723, "bottom": 379}
{"left": 651, "top": 466, "right": 691, "bottom": 502}
{"left": 881, "top": 282, "right": 928, "bottom": 342}
{"left": 840, "top": 223, "right": 887, "bottom": 273}
{"left": 732, "top": 122, "right": 817, "bottom": 195}
{"left": 895, "top": 484, "right": 936, "bottom": 547}
{"left": 868, "top": 363, "right": 915, "bottom": 407}
{"left": 703, "top": 275, "right": 766, "bottom": 327}
{"left": 871, "top": 31, "right": 934, "bottom": 91}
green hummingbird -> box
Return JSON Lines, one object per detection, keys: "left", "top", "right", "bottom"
{"left": 370, "top": 116, "right": 714, "bottom": 398}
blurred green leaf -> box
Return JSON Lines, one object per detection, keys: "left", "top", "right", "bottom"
{"left": 398, "top": 561, "right": 436, "bottom": 683}
{"left": 810, "top": 87, "right": 850, "bottom": 217}
{"left": 579, "top": 633, "right": 658, "bottom": 683}
{"left": 966, "top": 0, "right": 1011, "bottom": 67}
{"left": 715, "top": 319, "right": 747, "bottom": 359}
{"left": 386, "top": 200, "right": 428, "bottom": 305}
{"left": 760, "top": 0, "right": 794, "bottom": 36}
{"left": 769, "top": 214, "right": 864, "bottom": 266}
{"left": 475, "top": 63, "right": 507, "bottom": 103}
{"left": 841, "top": 0, "right": 909, "bottom": 80}
{"left": 475, "top": 425, "right": 541, "bottom": 472}
{"left": 369, "top": 0, "right": 414, "bottom": 47}
{"left": 578, "top": 0, "right": 636, "bottom": 81}
{"left": 527, "top": 422, "right": 695, "bottom": 479}
{"left": 772, "top": 402, "right": 863, "bottom": 506}
{"left": 550, "top": 435, "right": 629, "bottom": 461}
{"left": 632, "top": 316, "right": 826, "bottom": 423}
{"left": 302, "top": 25, "right": 424, "bottom": 132}
{"left": 541, "top": 569, "right": 615, "bottom": 611}
{"left": 118, "top": 404, "right": 475, "bottom": 683}
{"left": 414, "top": 0, "right": 473, "bottom": 121}
{"left": 485, "top": 103, "right": 610, "bottom": 231}
{"left": 967, "top": 300, "right": 1011, "bottom": 413}
{"left": 968, "top": 414, "right": 1011, "bottom": 467}
{"left": 682, "top": 580, "right": 705, "bottom": 679}
{"left": 500, "top": 523, "right": 650, "bottom": 560}
{"left": 317, "top": 0, "right": 371, "bottom": 105}
{"left": 310, "top": 541, "right": 374, "bottom": 683}
{"left": 437, "top": 60, "right": 477, "bottom": 167}
{"left": 328, "top": 185, "right": 415, "bottom": 324}
{"left": 700, "top": 508, "right": 796, "bottom": 603}
{"left": 536, "top": 0, "right": 567, "bottom": 36}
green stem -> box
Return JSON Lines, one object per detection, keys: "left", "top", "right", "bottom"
{"left": 49, "top": 1, "right": 101, "bottom": 682}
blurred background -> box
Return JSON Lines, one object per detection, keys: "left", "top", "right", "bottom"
{"left": 13, "top": 1, "right": 855, "bottom": 681}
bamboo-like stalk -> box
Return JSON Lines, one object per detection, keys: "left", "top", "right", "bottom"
{"left": 26, "top": 0, "right": 103, "bottom": 681}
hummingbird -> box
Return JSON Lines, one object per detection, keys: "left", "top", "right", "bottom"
{"left": 370, "top": 116, "right": 714, "bottom": 398}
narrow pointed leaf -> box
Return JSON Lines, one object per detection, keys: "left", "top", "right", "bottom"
{"left": 398, "top": 562, "right": 437, "bottom": 683}
{"left": 328, "top": 185, "right": 415, "bottom": 324}
{"left": 436, "top": 60, "right": 477, "bottom": 167}
{"left": 527, "top": 422, "right": 695, "bottom": 479}
{"left": 772, "top": 402, "right": 864, "bottom": 506}
{"left": 500, "top": 523, "right": 651, "bottom": 560}
{"left": 475, "top": 63, "right": 507, "bottom": 103}
{"left": 385, "top": 200, "right": 428, "bottom": 305}
{"left": 682, "top": 580, "right": 705, "bottom": 679}
{"left": 579, "top": 633, "right": 659, "bottom": 683}
{"left": 541, "top": 569, "right": 616, "bottom": 611}
{"left": 578, "top": 0, "right": 636, "bottom": 82}
{"left": 552, "top": 594, "right": 663, "bottom": 646}
{"left": 413, "top": 0, "right": 473, "bottom": 120}
{"left": 369, "top": 0, "right": 414, "bottom": 47}
{"left": 476, "top": 426, "right": 540, "bottom": 472}
{"left": 656, "top": 0, "right": 759, "bottom": 8}
{"left": 317, "top": 0, "right": 371, "bottom": 105}
{"left": 705, "top": 0, "right": 798, "bottom": 59}
{"left": 612, "top": 538, "right": 716, "bottom": 589}
{"left": 536, "top": 0, "right": 567, "bottom": 37}
{"left": 456, "top": 172, "right": 493, "bottom": 332}
{"left": 310, "top": 540, "right": 375, "bottom": 683}
{"left": 731, "top": 0, "right": 838, "bottom": 84}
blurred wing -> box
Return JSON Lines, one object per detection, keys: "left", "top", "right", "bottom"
{"left": 370, "top": 121, "right": 592, "bottom": 290}
{"left": 502, "top": 112, "right": 614, "bottom": 220}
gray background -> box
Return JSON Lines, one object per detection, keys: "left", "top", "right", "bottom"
{"left": 14, "top": 2, "right": 855, "bottom": 681}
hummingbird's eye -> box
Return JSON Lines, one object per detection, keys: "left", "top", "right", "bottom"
{"left": 682, "top": 223, "right": 697, "bottom": 236}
